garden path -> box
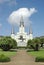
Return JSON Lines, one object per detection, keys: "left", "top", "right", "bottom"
{"left": 0, "top": 49, "right": 44, "bottom": 65}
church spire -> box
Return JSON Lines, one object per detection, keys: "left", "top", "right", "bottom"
{"left": 29, "top": 23, "right": 33, "bottom": 34}
{"left": 11, "top": 25, "right": 14, "bottom": 34}
{"left": 29, "top": 23, "right": 33, "bottom": 40}
{"left": 20, "top": 16, "right": 24, "bottom": 27}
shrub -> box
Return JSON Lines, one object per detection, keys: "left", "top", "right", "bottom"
{"left": 27, "top": 38, "right": 40, "bottom": 51}
{"left": 27, "top": 40, "right": 33, "bottom": 49}
{"left": 30, "top": 45, "right": 35, "bottom": 49}
{"left": 0, "top": 54, "right": 10, "bottom": 62}
{"left": 27, "top": 49, "right": 33, "bottom": 52}
{"left": 35, "top": 57, "right": 44, "bottom": 62}
{"left": 0, "top": 44, "right": 12, "bottom": 51}
{"left": 27, "top": 50, "right": 30, "bottom": 52}
{"left": 0, "top": 36, "right": 17, "bottom": 50}
{"left": 17, "top": 46, "right": 27, "bottom": 49}
{"left": 11, "top": 39, "right": 17, "bottom": 49}
{"left": 35, "top": 43, "right": 39, "bottom": 51}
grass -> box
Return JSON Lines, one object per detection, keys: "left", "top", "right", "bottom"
{"left": 0, "top": 49, "right": 17, "bottom": 57}
{"left": 28, "top": 48, "right": 44, "bottom": 62}
{"left": 28, "top": 49, "right": 44, "bottom": 62}
{"left": 28, "top": 49, "right": 44, "bottom": 57}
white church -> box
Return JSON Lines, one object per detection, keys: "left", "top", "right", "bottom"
{"left": 11, "top": 16, "right": 33, "bottom": 47}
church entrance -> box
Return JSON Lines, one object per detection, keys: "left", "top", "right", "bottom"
{"left": 17, "top": 41, "right": 26, "bottom": 47}
{"left": 17, "top": 35, "right": 27, "bottom": 47}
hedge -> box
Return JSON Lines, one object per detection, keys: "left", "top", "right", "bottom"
{"left": 35, "top": 56, "right": 44, "bottom": 62}
{"left": 0, "top": 54, "right": 10, "bottom": 62}
{"left": 0, "top": 44, "right": 12, "bottom": 51}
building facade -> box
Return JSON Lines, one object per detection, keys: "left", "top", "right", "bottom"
{"left": 11, "top": 17, "right": 33, "bottom": 47}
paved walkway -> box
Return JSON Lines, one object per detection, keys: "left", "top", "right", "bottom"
{"left": 0, "top": 50, "right": 44, "bottom": 65}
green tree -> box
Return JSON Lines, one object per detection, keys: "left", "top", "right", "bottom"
{"left": 33, "top": 38, "right": 40, "bottom": 51}
{"left": 27, "top": 38, "right": 40, "bottom": 51}
{"left": 0, "top": 36, "right": 17, "bottom": 51}
{"left": 40, "top": 38, "right": 44, "bottom": 47}
{"left": 27, "top": 40, "right": 34, "bottom": 49}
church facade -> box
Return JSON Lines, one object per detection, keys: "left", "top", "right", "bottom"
{"left": 11, "top": 17, "right": 33, "bottom": 47}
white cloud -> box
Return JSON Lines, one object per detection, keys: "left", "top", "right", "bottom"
{"left": 8, "top": 8, "right": 37, "bottom": 26}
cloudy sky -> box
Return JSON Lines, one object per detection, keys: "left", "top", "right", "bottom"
{"left": 0, "top": 0, "right": 44, "bottom": 37}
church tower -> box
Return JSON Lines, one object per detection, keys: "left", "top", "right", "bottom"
{"left": 29, "top": 23, "right": 33, "bottom": 40}
{"left": 11, "top": 15, "right": 33, "bottom": 47}
{"left": 19, "top": 16, "right": 25, "bottom": 34}
{"left": 11, "top": 25, "right": 14, "bottom": 34}
{"left": 11, "top": 25, "right": 15, "bottom": 39}
{"left": 20, "top": 16, "right": 24, "bottom": 27}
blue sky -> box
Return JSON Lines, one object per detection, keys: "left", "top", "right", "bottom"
{"left": 0, "top": 0, "right": 44, "bottom": 37}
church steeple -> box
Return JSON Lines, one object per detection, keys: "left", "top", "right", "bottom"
{"left": 19, "top": 16, "right": 25, "bottom": 33}
{"left": 11, "top": 25, "right": 14, "bottom": 34}
{"left": 29, "top": 23, "right": 33, "bottom": 40}
{"left": 20, "top": 16, "right": 24, "bottom": 27}
{"left": 29, "top": 23, "right": 33, "bottom": 34}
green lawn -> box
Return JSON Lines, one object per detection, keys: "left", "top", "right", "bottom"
{"left": 0, "top": 49, "right": 17, "bottom": 57}
{"left": 28, "top": 49, "right": 44, "bottom": 57}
